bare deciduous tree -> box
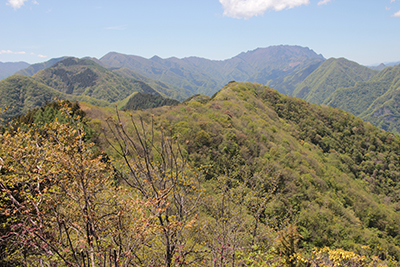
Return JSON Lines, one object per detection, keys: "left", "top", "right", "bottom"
{"left": 105, "top": 110, "right": 205, "bottom": 266}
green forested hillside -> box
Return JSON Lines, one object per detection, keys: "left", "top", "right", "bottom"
{"left": 0, "top": 75, "right": 66, "bottom": 122}
{"left": 3, "top": 82, "right": 400, "bottom": 266}
{"left": 361, "top": 88, "right": 400, "bottom": 134}
{"left": 0, "top": 58, "right": 184, "bottom": 123}
{"left": 293, "top": 58, "right": 377, "bottom": 103}
{"left": 325, "top": 65, "right": 400, "bottom": 134}
{"left": 291, "top": 59, "right": 400, "bottom": 135}
{"left": 0, "top": 74, "right": 113, "bottom": 122}
{"left": 32, "top": 57, "right": 160, "bottom": 103}
{"left": 78, "top": 82, "right": 400, "bottom": 265}
{"left": 122, "top": 92, "right": 179, "bottom": 110}
{"left": 8, "top": 49, "right": 400, "bottom": 137}
{"left": 324, "top": 79, "right": 389, "bottom": 117}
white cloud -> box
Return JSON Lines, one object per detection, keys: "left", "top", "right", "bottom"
{"left": 0, "top": 50, "right": 47, "bottom": 58}
{"left": 392, "top": 9, "right": 400, "bottom": 17}
{"left": 6, "top": 0, "right": 28, "bottom": 9}
{"left": 317, "top": 0, "right": 331, "bottom": 6}
{"left": 0, "top": 50, "right": 26, "bottom": 55}
{"left": 7, "top": 0, "right": 38, "bottom": 9}
{"left": 219, "top": 0, "right": 310, "bottom": 19}
{"left": 391, "top": 0, "right": 395, "bottom": 3}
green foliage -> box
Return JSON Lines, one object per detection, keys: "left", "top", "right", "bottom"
{"left": 123, "top": 92, "right": 179, "bottom": 110}
{"left": 81, "top": 82, "right": 400, "bottom": 262}
{"left": 0, "top": 74, "right": 115, "bottom": 124}
{"left": 293, "top": 57, "right": 377, "bottom": 104}
{"left": 1, "top": 58, "right": 179, "bottom": 123}
{"left": 300, "top": 62, "right": 400, "bottom": 135}
{"left": 33, "top": 57, "right": 161, "bottom": 103}
{"left": 0, "top": 75, "right": 65, "bottom": 123}
{"left": 4, "top": 100, "right": 97, "bottom": 145}
{"left": 4, "top": 81, "right": 400, "bottom": 265}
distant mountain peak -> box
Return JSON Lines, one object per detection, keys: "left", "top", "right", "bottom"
{"left": 150, "top": 55, "right": 163, "bottom": 63}
{"left": 237, "top": 45, "right": 325, "bottom": 60}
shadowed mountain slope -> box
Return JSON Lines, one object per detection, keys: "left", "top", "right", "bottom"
{"left": 122, "top": 92, "right": 179, "bottom": 111}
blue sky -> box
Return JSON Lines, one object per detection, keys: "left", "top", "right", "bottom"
{"left": 1, "top": 0, "right": 400, "bottom": 65}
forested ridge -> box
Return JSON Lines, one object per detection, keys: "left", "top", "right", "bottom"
{"left": 32, "top": 57, "right": 161, "bottom": 103}
{"left": 4, "top": 46, "right": 400, "bottom": 137}
{"left": 0, "top": 58, "right": 184, "bottom": 123}
{"left": 2, "top": 82, "right": 400, "bottom": 266}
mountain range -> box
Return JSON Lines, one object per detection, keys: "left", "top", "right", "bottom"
{"left": 2, "top": 45, "right": 326, "bottom": 98}
{"left": 0, "top": 57, "right": 181, "bottom": 122}
{"left": 3, "top": 46, "right": 400, "bottom": 264}
{"left": 98, "top": 45, "right": 325, "bottom": 96}
{"left": 369, "top": 61, "right": 400, "bottom": 71}
{"left": 2, "top": 45, "right": 400, "bottom": 135}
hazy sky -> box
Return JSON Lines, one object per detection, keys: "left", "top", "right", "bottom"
{"left": 1, "top": 0, "right": 400, "bottom": 65}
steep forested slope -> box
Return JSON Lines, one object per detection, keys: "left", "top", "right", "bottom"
{"left": 0, "top": 74, "right": 110, "bottom": 122}
{"left": 82, "top": 82, "right": 400, "bottom": 262}
{"left": 32, "top": 57, "right": 160, "bottom": 103}
{"left": 0, "top": 58, "right": 183, "bottom": 124}
{"left": 293, "top": 58, "right": 377, "bottom": 103}
{"left": 0, "top": 75, "right": 66, "bottom": 122}
{"left": 122, "top": 92, "right": 179, "bottom": 110}
{"left": 3, "top": 82, "right": 400, "bottom": 265}
{"left": 326, "top": 65, "right": 400, "bottom": 134}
